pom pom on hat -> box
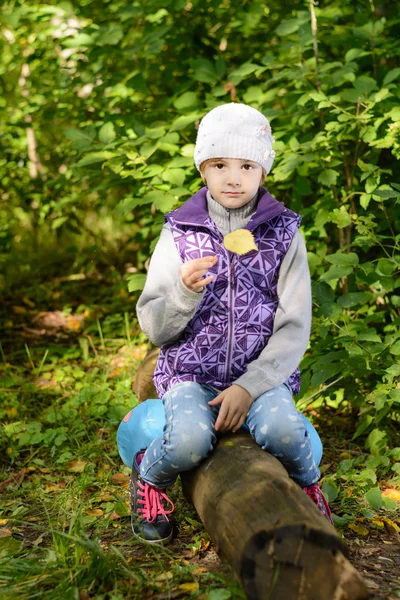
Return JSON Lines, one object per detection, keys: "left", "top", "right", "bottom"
{"left": 194, "top": 103, "right": 276, "bottom": 174}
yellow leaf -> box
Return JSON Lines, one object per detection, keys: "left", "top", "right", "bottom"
{"left": 155, "top": 571, "right": 173, "bottom": 582}
{"left": 369, "top": 517, "right": 384, "bottom": 527}
{"left": 179, "top": 582, "right": 199, "bottom": 592}
{"left": 339, "top": 452, "right": 353, "bottom": 460}
{"left": 86, "top": 509, "right": 103, "bottom": 517}
{"left": 98, "top": 493, "right": 114, "bottom": 502}
{"left": 65, "top": 316, "right": 83, "bottom": 331}
{"left": 22, "top": 295, "right": 35, "bottom": 308}
{"left": 67, "top": 460, "right": 88, "bottom": 473}
{"left": 111, "top": 473, "right": 130, "bottom": 486}
{"left": 223, "top": 229, "right": 258, "bottom": 255}
{"left": 0, "top": 527, "right": 12, "bottom": 538}
{"left": 7, "top": 407, "right": 18, "bottom": 418}
{"left": 348, "top": 523, "right": 369, "bottom": 536}
{"left": 0, "top": 519, "right": 9, "bottom": 526}
{"left": 382, "top": 489, "right": 400, "bottom": 502}
{"left": 191, "top": 566, "right": 208, "bottom": 574}
{"left": 380, "top": 517, "right": 400, "bottom": 533}
{"left": 44, "top": 482, "right": 66, "bottom": 493}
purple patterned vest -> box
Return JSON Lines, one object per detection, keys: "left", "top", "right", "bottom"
{"left": 153, "top": 187, "right": 302, "bottom": 397}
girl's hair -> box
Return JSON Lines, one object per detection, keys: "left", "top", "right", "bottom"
{"left": 200, "top": 159, "right": 267, "bottom": 184}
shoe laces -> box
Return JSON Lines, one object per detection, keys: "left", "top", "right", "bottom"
{"left": 137, "top": 480, "right": 174, "bottom": 523}
{"left": 303, "top": 484, "right": 333, "bottom": 523}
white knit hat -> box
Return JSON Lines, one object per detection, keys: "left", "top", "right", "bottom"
{"left": 194, "top": 103, "right": 276, "bottom": 174}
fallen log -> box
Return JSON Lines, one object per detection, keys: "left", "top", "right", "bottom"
{"left": 182, "top": 432, "right": 368, "bottom": 600}
{"left": 133, "top": 351, "right": 369, "bottom": 600}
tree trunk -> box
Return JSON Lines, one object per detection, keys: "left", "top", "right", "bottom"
{"left": 133, "top": 352, "right": 369, "bottom": 599}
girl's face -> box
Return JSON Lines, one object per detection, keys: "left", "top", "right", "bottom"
{"left": 201, "top": 158, "right": 264, "bottom": 209}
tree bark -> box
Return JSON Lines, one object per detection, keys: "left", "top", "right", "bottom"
{"left": 133, "top": 352, "right": 369, "bottom": 600}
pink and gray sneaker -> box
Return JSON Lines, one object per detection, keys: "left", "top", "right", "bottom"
{"left": 130, "top": 450, "right": 174, "bottom": 544}
{"left": 303, "top": 484, "right": 333, "bottom": 524}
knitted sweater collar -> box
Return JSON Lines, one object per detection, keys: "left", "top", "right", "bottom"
{"left": 206, "top": 190, "right": 258, "bottom": 235}
{"left": 170, "top": 186, "right": 286, "bottom": 231}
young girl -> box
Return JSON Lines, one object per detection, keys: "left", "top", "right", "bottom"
{"left": 130, "top": 103, "right": 332, "bottom": 544}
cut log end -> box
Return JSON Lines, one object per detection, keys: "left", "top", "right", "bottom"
{"left": 241, "top": 529, "right": 369, "bottom": 600}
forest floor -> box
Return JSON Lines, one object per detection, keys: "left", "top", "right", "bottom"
{"left": 1, "top": 266, "right": 399, "bottom": 600}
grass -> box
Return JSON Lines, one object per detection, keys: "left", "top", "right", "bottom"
{"left": 0, "top": 269, "right": 245, "bottom": 600}
{"left": 1, "top": 257, "right": 399, "bottom": 599}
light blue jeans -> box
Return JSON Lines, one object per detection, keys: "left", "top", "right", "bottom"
{"left": 139, "top": 381, "right": 321, "bottom": 488}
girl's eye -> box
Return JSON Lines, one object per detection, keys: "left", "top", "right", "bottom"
{"left": 242, "top": 164, "right": 253, "bottom": 170}
{"left": 215, "top": 163, "right": 225, "bottom": 169}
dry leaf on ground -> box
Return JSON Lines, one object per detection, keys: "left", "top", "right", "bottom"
{"left": 67, "top": 460, "right": 88, "bottom": 473}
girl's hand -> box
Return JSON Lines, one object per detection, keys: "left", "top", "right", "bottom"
{"left": 208, "top": 385, "right": 253, "bottom": 433}
{"left": 181, "top": 255, "right": 218, "bottom": 292}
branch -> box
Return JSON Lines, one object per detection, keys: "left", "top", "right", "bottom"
{"left": 19, "top": 60, "right": 45, "bottom": 180}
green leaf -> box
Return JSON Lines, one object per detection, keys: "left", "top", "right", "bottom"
{"left": 229, "top": 62, "right": 264, "bottom": 85}
{"left": 376, "top": 259, "right": 396, "bottom": 276}
{"left": 390, "top": 341, "right": 400, "bottom": 356}
{"left": 99, "top": 123, "right": 116, "bottom": 144}
{"left": 359, "top": 194, "right": 371, "bottom": 209}
{"left": 342, "top": 88, "right": 363, "bottom": 103}
{"left": 365, "top": 487, "right": 382, "bottom": 511}
{"left": 309, "top": 91, "right": 327, "bottom": 102}
{"left": 162, "top": 168, "right": 186, "bottom": 186}
{"left": 312, "top": 281, "right": 334, "bottom": 304}
{"left": 206, "top": 590, "right": 231, "bottom": 600}
{"left": 318, "top": 169, "right": 339, "bottom": 187}
{"left": 329, "top": 207, "right": 352, "bottom": 228}
{"left": 345, "top": 48, "right": 369, "bottom": 62}
{"left": 320, "top": 265, "right": 353, "bottom": 282}
{"left": 325, "top": 252, "right": 359, "bottom": 267}
{"left": 65, "top": 128, "right": 94, "bottom": 142}
{"left": 390, "top": 389, "right": 400, "bottom": 403}
{"left": 372, "top": 189, "right": 400, "bottom": 200}
{"left": 127, "top": 274, "right": 146, "bottom": 292}
{"left": 152, "top": 193, "right": 179, "bottom": 213}
{"left": 145, "top": 126, "right": 166, "bottom": 140}
{"left": 276, "top": 20, "right": 300, "bottom": 36}
{"left": 373, "top": 88, "right": 391, "bottom": 103}
{"left": 190, "top": 59, "right": 219, "bottom": 84}
{"left": 337, "top": 292, "right": 369, "bottom": 308}
{"left": 382, "top": 497, "right": 398, "bottom": 510}
{"left": 77, "top": 152, "right": 115, "bottom": 167}
{"left": 311, "top": 363, "right": 343, "bottom": 387}
{"left": 352, "top": 415, "right": 373, "bottom": 439}
{"left": 96, "top": 25, "right": 124, "bottom": 46}
{"left": 169, "top": 112, "right": 203, "bottom": 133}
{"left": 319, "top": 302, "right": 342, "bottom": 318}
{"left": 62, "top": 33, "right": 94, "bottom": 48}
{"left": 145, "top": 8, "right": 168, "bottom": 23}
{"left": 353, "top": 76, "right": 378, "bottom": 97}
{"left": 357, "top": 332, "right": 381, "bottom": 343}
{"left": 354, "top": 468, "right": 377, "bottom": 486}
{"left": 383, "top": 67, "right": 400, "bottom": 86}
{"left": 322, "top": 480, "right": 338, "bottom": 503}
{"left": 51, "top": 216, "right": 68, "bottom": 230}
{"left": 367, "top": 429, "right": 387, "bottom": 456}
{"left": 173, "top": 92, "right": 200, "bottom": 112}
{"left": 386, "top": 364, "right": 400, "bottom": 377}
